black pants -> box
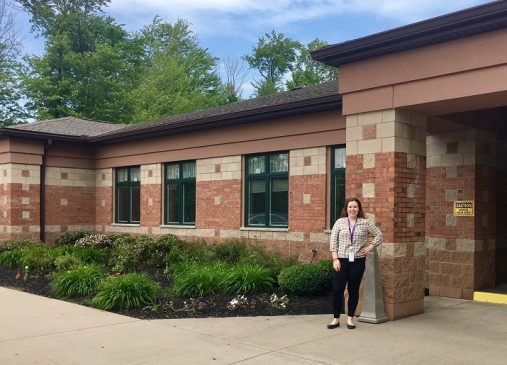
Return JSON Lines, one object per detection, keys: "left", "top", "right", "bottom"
{"left": 332, "top": 257, "right": 366, "bottom": 318}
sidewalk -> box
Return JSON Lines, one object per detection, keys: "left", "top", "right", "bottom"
{"left": 1, "top": 287, "right": 506, "bottom": 365}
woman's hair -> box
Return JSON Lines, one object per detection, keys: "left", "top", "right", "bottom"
{"left": 340, "top": 197, "right": 366, "bottom": 218}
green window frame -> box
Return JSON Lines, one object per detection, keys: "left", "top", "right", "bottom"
{"left": 245, "top": 151, "right": 289, "bottom": 228}
{"left": 164, "top": 161, "right": 196, "bottom": 225}
{"left": 115, "top": 166, "right": 140, "bottom": 224}
{"left": 331, "top": 145, "right": 346, "bottom": 225}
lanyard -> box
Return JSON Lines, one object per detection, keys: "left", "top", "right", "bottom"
{"left": 348, "top": 218, "right": 356, "bottom": 243}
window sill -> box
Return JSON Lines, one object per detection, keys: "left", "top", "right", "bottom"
{"left": 160, "top": 225, "right": 196, "bottom": 229}
{"left": 112, "top": 223, "right": 140, "bottom": 227}
{"left": 240, "top": 227, "right": 289, "bottom": 232}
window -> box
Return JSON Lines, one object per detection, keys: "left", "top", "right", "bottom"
{"left": 245, "top": 152, "right": 288, "bottom": 228}
{"left": 164, "top": 161, "right": 196, "bottom": 225}
{"left": 115, "top": 166, "right": 140, "bottom": 224}
{"left": 331, "top": 146, "right": 346, "bottom": 225}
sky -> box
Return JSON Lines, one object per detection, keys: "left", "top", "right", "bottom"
{"left": 10, "top": 0, "right": 493, "bottom": 96}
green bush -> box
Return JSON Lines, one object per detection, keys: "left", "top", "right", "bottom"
{"left": 145, "top": 234, "right": 183, "bottom": 268}
{"left": 54, "top": 231, "right": 90, "bottom": 246}
{"left": 19, "top": 245, "right": 56, "bottom": 273}
{"left": 212, "top": 239, "right": 249, "bottom": 264}
{"left": 75, "top": 234, "right": 114, "bottom": 249}
{"left": 278, "top": 263, "right": 332, "bottom": 296}
{"left": 221, "top": 264, "right": 275, "bottom": 295}
{"left": 92, "top": 273, "right": 158, "bottom": 310}
{"left": 239, "top": 244, "right": 297, "bottom": 276}
{"left": 109, "top": 235, "right": 152, "bottom": 272}
{"left": 0, "top": 248, "right": 23, "bottom": 269}
{"left": 0, "top": 239, "right": 37, "bottom": 252}
{"left": 163, "top": 239, "right": 211, "bottom": 275}
{"left": 54, "top": 254, "right": 82, "bottom": 272}
{"left": 172, "top": 261, "right": 230, "bottom": 298}
{"left": 51, "top": 265, "right": 105, "bottom": 298}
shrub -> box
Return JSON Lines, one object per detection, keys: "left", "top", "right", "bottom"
{"left": 0, "top": 248, "right": 23, "bottom": 269}
{"left": 19, "top": 245, "right": 56, "bottom": 273}
{"left": 92, "top": 273, "right": 158, "bottom": 310}
{"left": 51, "top": 265, "right": 105, "bottom": 298}
{"left": 212, "top": 239, "right": 249, "bottom": 264}
{"left": 240, "top": 244, "right": 297, "bottom": 276}
{"left": 54, "top": 231, "right": 90, "bottom": 246}
{"left": 278, "top": 263, "right": 332, "bottom": 296}
{"left": 221, "top": 264, "right": 275, "bottom": 295}
{"left": 75, "top": 234, "right": 114, "bottom": 249}
{"left": 0, "top": 240, "right": 37, "bottom": 252}
{"left": 54, "top": 254, "right": 82, "bottom": 271}
{"left": 163, "top": 239, "right": 211, "bottom": 274}
{"left": 172, "top": 261, "right": 230, "bottom": 298}
{"left": 145, "top": 234, "right": 183, "bottom": 268}
{"left": 109, "top": 235, "right": 151, "bottom": 272}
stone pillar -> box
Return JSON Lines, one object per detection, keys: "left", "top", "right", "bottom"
{"left": 346, "top": 109, "right": 427, "bottom": 319}
{"left": 0, "top": 163, "right": 41, "bottom": 242}
{"left": 497, "top": 139, "right": 507, "bottom": 284}
{"left": 426, "top": 130, "right": 497, "bottom": 298}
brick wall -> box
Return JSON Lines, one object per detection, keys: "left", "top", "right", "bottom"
{"left": 44, "top": 167, "right": 96, "bottom": 242}
{"left": 141, "top": 164, "right": 162, "bottom": 227}
{"left": 426, "top": 130, "right": 496, "bottom": 298}
{"left": 196, "top": 156, "right": 242, "bottom": 231}
{"left": 496, "top": 140, "right": 507, "bottom": 283}
{"left": 95, "top": 168, "right": 113, "bottom": 232}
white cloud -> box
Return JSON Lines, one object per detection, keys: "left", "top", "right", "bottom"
{"left": 106, "top": 0, "right": 489, "bottom": 36}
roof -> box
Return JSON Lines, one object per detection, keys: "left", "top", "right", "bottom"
{"left": 312, "top": 1, "right": 507, "bottom": 67}
{"left": 10, "top": 117, "right": 124, "bottom": 137}
{"left": 0, "top": 81, "right": 341, "bottom": 144}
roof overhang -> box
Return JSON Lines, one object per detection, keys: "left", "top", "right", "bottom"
{"left": 0, "top": 128, "right": 90, "bottom": 143}
{"left": 312, "top": 1, "right": 507, "bottom": 67}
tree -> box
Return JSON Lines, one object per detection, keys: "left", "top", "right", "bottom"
{"left": 1, "top": 0, "right": 30, "bottom": 126}
{"left": 243, "top": 30, "right": 301, "bottom": 97}
{"left": 286, "top": 39, "right": 337, "bottom": 90}
{"left": 218, "top": 57, "right": 247, "bottom": 103}
{"left": 129, "top": 18, "right": 228, "bottom": 122}
{"left": 18, "top": 0, "right": 143, "bottom": 122}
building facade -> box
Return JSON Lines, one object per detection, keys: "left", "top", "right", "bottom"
{"left": 1, "top": 2, "right": 507, "bottom": 319}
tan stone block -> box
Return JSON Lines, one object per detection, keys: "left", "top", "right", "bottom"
{"left": 406, "top": 213, "right": 414, "bottom": 228}
{"left": 376, "top": 121, "right": 395, "bottom": 138}
{"left": 411, "top": 141, "right": 426, "bottom": 156}
{"left": 358, "top": 139, "right": 382, "bottom": 154}
{"left": 426, "top": 237, "right": 447, "bottom": 251}
{"left": 406, "top": 154, "right": 420, "bottom": 169}
{"left": 346, "top": 141, "right": 358, "bottom": 156}
{"left": 358, "top": 111, "right": 382, "bottom": 125}
{"left": 22, "top": 211, "right": 30, "bottom": 219}
{"left": 346, "top": 114, "right": 358, "bottom": 127}
{"left": 456, "top": 239, "right": 480, "bottom": 252}
{"left": 309, "top": 232, "right": 329, "bottom": 243}
{"left": 302, "top": 194, "right": 311, "bottom": 205}
{"left": 445, "top": 189, "right": 458, "bottom": 202}
{"left": 381, "top": 109, "right": 396, "bottom": 122}
{"left": 442, "top": 153, "right": 464, "bottom": 166}
{"left": 381, "top": 137, "right": 395, "bottom": 153}
{"left": 363, "top": 183, "right": 375, "bottom": 198}
{"left": 346, "top": 126, "right": 363, "bottom": 142}
{"left": 406, "top": 183, "right": 415, "bottom": 198}
{"left": 445, "top": 214, "right": 457, "bottom": 226}
{"left": 363, "top": 154, "right": 375, "bottom": 169}
{"left": 426, "top": 155, "right": 441, "bottom": 168}
{"left": 414, "top": 242, "right": 425, "bottom": 256}
{"left": 446, "top": 166, "right": 457, "bottom": 178}
{"left": 395, "top": 138, "right": 411, "bottom": 153}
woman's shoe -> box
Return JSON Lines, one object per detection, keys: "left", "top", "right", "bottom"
{"left": 327, "top": 322, "right": 340, "bottom": 329}
{"left": 347, "top": 324, "right": 356, "bottom": 329}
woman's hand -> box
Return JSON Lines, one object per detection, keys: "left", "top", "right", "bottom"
{"left": 333, "top": 259, "right": 341, "bottom": 271}
{"left": 360, "top": 243, "right": 374, "bottom": 255}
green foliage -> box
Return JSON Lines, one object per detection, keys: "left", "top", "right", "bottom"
{"left": 54, "top": 254, "right": 82, "bottom": 271}
{"left": 221, "top": 264, "right": 275, "bottom": 295}
{"left": 239, "top": 244, "right": 297, "bottom": 276}
{"left": 92, "top": 273, "right": 158, "bottom": 310}
{"left": 244, "top": 30, "right": 301, "bottom": 96}
{"left": 130, "top": 17, "right": 228, "bottom": 122}
{"left": 19, "top": 245, "right": 56, "bottom": 273}
{"left": 0, "top": 248, "right": 23, "bottom": 269}
{"left": 163, "top": 239, "right": 210, "bottom": 275}
{"left": 212, "top": 239, "right": 249, "bottom": 264}
{"left": 0, "top": 239, "right": 37, "bottom": 252}
{"left": 51, "top": 264, "right": 105, "bottom": 298}
{"left": 54, "top": 231, "right": 90, "bottom": 246}
{"left": 172, "top": 261, "right": 230, "bottom": 298}
{"left": 109, "top": 235, "right": 150, "bottom": 272}
{"left": 278, "top": 263, "right": 332, "bottom": 296}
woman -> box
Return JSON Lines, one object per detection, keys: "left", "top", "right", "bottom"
{"left": 327, "top": 197, "right": 383, "bottom": 329}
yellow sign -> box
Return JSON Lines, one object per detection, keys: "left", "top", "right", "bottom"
{"left": 453, "top": 200, "right": 474, "bottom": 217}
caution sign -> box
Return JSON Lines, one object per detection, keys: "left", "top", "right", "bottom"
{"left": 453, "top": 200, "right": 474, "bottom": 217}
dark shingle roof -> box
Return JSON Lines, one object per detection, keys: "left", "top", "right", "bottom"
{"left": 10, "top": 117, "right": 124, "bottom": 137}
{"left": 0, "top": 82, "right": 340, "bottom": 143}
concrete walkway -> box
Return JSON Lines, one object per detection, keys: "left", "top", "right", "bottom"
{"left": 1, "top": 287, "right": 506, "bottom": 365}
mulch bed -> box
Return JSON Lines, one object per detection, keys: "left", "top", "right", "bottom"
{"left": 0, "top": 267, "right": 333, "bottom": 319}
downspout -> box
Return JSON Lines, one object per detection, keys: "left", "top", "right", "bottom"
{"left": 40, "top": 139, "right": 53, "bottom": 243}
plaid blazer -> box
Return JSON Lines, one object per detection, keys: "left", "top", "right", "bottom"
{"left": 329, "top": 217, "right": 383, "bottom": 259}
